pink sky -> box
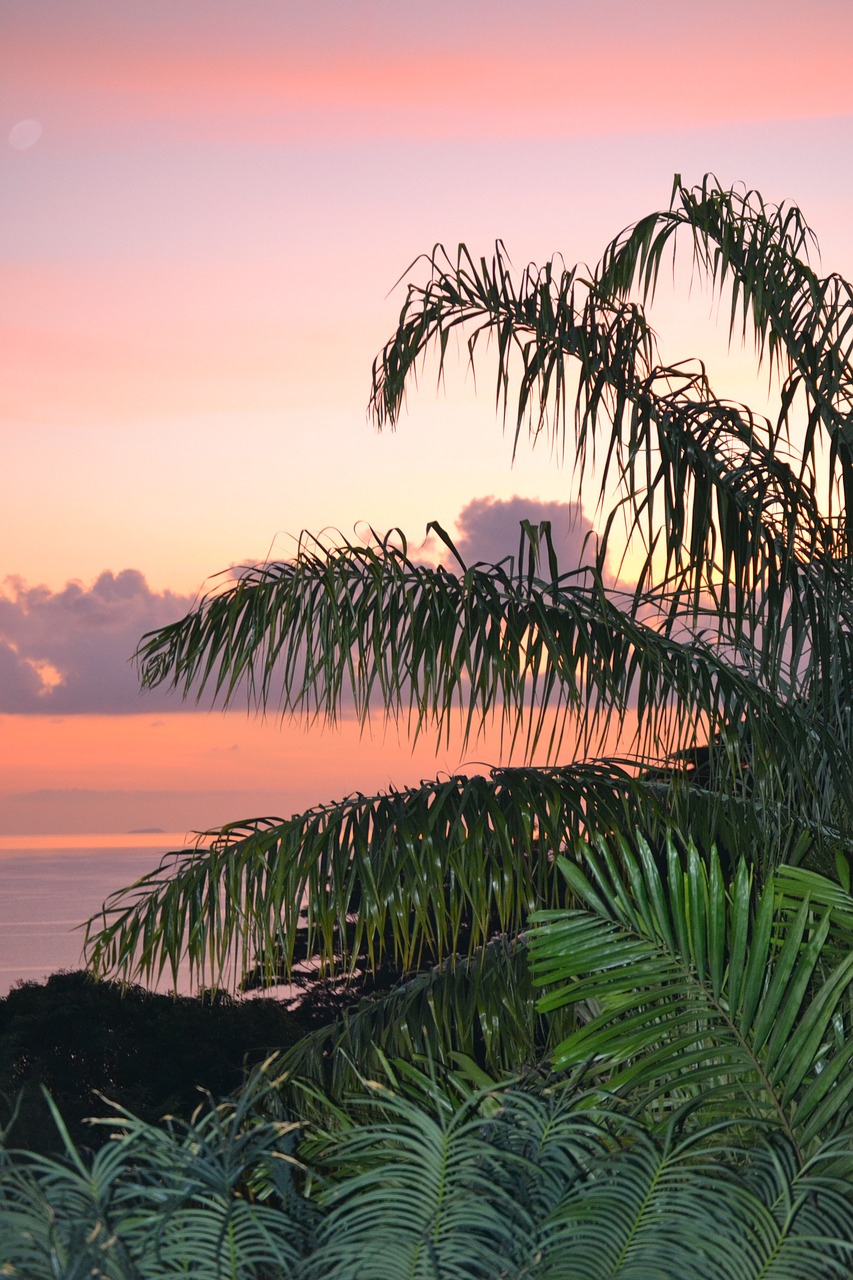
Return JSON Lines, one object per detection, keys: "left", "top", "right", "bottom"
{"left": 2, "top": 0, "right": 853, "bottom": 837}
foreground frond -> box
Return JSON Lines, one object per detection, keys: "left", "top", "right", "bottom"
{"left": 83, "top": 762, "right": 647, "bottom": 989}
{"left": 6, "top": 1070, "right": 853, "bottom": 1278}
{"left": 530, "top": 834, "right": 853, "bottom": 1154}
{"left": 0, "top": 1081, "right": 310, "bottom": 1279}
{"left": 216, "top": 1080, "right": 853, "bottom": 1279}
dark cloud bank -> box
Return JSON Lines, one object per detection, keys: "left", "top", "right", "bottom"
{"left": 1, "top": 499, "right": 608, "bottom": 716}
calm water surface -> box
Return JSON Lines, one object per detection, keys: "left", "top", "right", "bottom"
{"left": 0, "top": 834, "right": 198, "bottom": 995}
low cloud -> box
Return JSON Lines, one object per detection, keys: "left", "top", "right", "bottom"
{"left": 0, "top": 787, "right": 288, "bottom": 837}
{"left": 0, "top": 571, "right": 198, "bottom": 714}
{"left": 0, "top": 500, "right": 615, "bottom": 717}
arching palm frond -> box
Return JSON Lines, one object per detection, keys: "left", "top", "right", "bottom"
{"left": 300, "top": 1083, "right": 531, "bottom": 1280}
{"left": 113, "top": 1096, "right": 307, "bottom": 1279}
{"left": 84, "top": 738, "right": 844, "bottom": 996}
{"left": 82, "top": 762, "right": 648, "bottom": 989}
{"left": 598, "top": 175, "right": 853, "bottom": 522}
{"left": 369, "top": 177, "right": 853, "bottom": 695}
{"left": 269, "top": 937, "right": 570, "bottom": 1108}
{"left": 530, "top": 834, "right": 853, "bottom": 1158}
{"left": 0, "top": 1109, "right": 139, "bottom": 1279}
{"left": 133, "top": 527, "right": 851, "bottom": 851}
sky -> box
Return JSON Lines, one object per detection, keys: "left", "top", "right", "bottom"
{"left": 2, "top": 0, "right": 853, "bottom": 838}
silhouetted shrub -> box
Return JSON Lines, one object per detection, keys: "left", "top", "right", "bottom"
{"left": 0, "top": 970, "right": 316, "bottom": 1153}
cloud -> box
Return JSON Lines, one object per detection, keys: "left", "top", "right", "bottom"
{"left": 0, "top": 501, "right": 611, "bottom": 716}
{"left": 424, "top": 496, "right": 607, "bottom": 579}
{"left": 0, "top": 571, "right": 199, "bottom": 714}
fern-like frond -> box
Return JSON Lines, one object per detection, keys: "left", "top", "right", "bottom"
{"left": 530, "top": 834, "right": 853, "bottom": 1155}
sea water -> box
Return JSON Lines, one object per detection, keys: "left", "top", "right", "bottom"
{"left": 0, "top": 833, "right": 198, "bottom": 996}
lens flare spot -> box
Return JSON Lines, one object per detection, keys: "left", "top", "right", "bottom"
{"left": 9, "top": 119, "right": 43, "bottom": 150}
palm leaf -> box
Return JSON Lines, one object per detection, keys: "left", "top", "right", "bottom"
{"left": 0, "top": 1082, "right": 309, "bottom": 1279}
{"left": 84, "top": 747, "right": 844, "bottom": 993}
{"left": 529, "top": 833, "right": 853, "bottom": 1155}
{"left": 83, "top": 762, "right": 643, "bottom": 989}
{"left": 534, "top": 1126, "right": 853, "bottom": 1280}
{"left": 270, "top": 937, "right": 575, "bottom": 1108}
{"left": 300, "top": 1082, "right": 530, "bottom": 1280}
{"left": 6, "top": 1070, "right": 853, "bottom": 1279}
{"left": 599, "top": 175, "right": 853, "bottom": 493}
{"left": 300, "top": 1078, "right": 853, "bottom": 1280}
{"left": 135, "top": 527, "right": 825, "bottom": 759}
{"left": 371, "top": 240, "right": 845, "bottom": 665}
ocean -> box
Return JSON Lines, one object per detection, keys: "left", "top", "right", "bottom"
{"left": 0, "top": 833, "right": 198, "bottom": 996}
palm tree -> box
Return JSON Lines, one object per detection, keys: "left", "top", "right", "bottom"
{"left": 85, "top": 174, "right": 853, "bottom": 1091}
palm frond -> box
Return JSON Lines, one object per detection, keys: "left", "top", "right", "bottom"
{"left": 135, "top": 527, "right": 848, "bottom": 797}
{"left": 534, "top": 1125, "right": 853, "bottom": 1280}
{"left": 369, "top": 182, "right": 853, "bottom": 683}
{"left": 529, "top": 833, "right": 853, "bottom": 1155}
{"left": 598, "top": 173, "right": 853, "bottom": 575}
{"left": 0, "top": 1079, "right": 310, "bottom": 1279}
{"left": 300, "top": 1077, "right": 853, "bottom": 1280}
{"left": 6, "top": 1067, "right": 853, "bottom": 1279}
{"left": 83, "top": 762, "right": 645, "bottom": 989}
{"left": 84, "top": 744, "right": 846, "bottom": 994}
{"left": 271, "top": 937, "right": 573, "bottom": 1107}
{"left": 300, "top": 1084, "right": 530, "bottom": 1280}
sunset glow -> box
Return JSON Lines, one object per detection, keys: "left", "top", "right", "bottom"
{"left": 2, "top": 0, "right": 853, "bottom": 854}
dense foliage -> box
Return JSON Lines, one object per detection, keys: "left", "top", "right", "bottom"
{"left": 7, "top": 1020, "right": 853, "bottom": 1278}
{"left": 5, "top": 175, "right": 853, "bottom": 1274}
{"left": 0, "top": 971, "right": 333, "bottom": 1155}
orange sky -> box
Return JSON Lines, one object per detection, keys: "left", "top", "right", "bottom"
{"left": 0, "top": 711, "right": 497, "bottom": 836}
{"left": 2, "top": 0, "right": 853, "bottom": 836}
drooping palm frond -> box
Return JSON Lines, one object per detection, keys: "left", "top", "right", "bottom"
{"left": 82, "top": 762, "right": 642, "bottom": 989}
{"left": 84, "top": 738, "right": 845, "bottom": 995}
{"left": 369, "top": 177, "right": 853, "bottom": 690}
{"left": 269, "top": 937, "right": 573, "bottom": 1108}
{"left": 598, "top": 175, "right": 853, "bottom": 533}
{"left": 135, "top": 527, "right": 849, "bottom": 803}
{"left": 72, "top": 177, "right": 853, "bottom": 1142}
{"left": 530, "top": 833, "right": 853, "bottom": 1157}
